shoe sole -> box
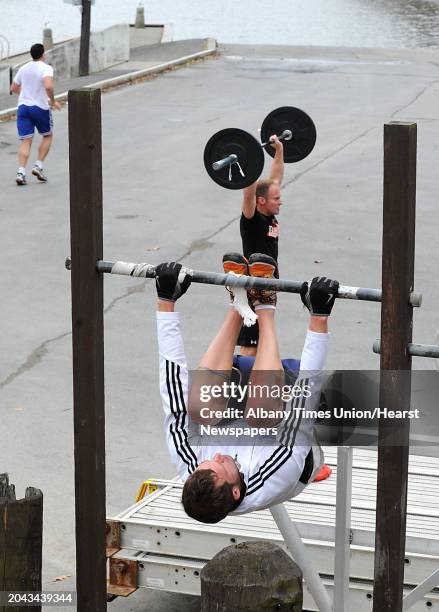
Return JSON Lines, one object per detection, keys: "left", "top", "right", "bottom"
{"left": 248, "top": 262, "right": 276, "bottom": 278}
{"left": 16, "top": 179, "right": 26, "bottom": 185}
{"left": 32, "top": 169, "right": 47, "bottom": 182}
{"left": 223, "top": 261, "right": 248, "bottom": 276}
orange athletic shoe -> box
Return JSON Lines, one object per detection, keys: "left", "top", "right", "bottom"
{"left": 222, "top": 252, "right": 248, "bottom": 276}
{"left": 313, "top": 464, "right": 332, "bottom": 482}
{"left": 247, "top": 253, "right": 278, "bottom": 308}
{"left": 222, "top": 253, "right": 249, "bottom": 303}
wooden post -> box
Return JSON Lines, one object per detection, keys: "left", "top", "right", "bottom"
{"left": 68, "top": 88, "right": 106, "bottom": 612}
{"left": 0, "top": 474, "right": 43, "bottom": 612}
{"left": 373, "top": 122, "right": 417, "bottom": 612}
{"left": 79, "top": 0, "right": 91, "bottom": 76}
{"left": 201, "top": 541, "right": 303, "bottom": 611}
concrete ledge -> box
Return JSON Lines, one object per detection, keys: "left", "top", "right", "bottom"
{"left": 161, "top": 23, "right": 174, "bottom": 43}
{"left": 129, "top": 23, "right": 174, "bottom": 46}
{"left": 0, "top": 65, "right": 9, "bottom": 93}
{"left": 84, "top": 45, "right": 217, "bottom": 91}
{"left": 0, "top": 41, "right": 217, "bottom": 121}
{"left": 45, "top": 24, "right": 130, "bottom": 80}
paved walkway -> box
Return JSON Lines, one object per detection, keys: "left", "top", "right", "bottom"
{"left": 0, "top": 36, "right": 216, "bottom": 116}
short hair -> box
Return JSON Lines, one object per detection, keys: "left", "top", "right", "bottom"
{"left": 182, "top": 469, "right": 236, "bottom": 523}
{"left": 256, "top": 178, "right": 276, "bottom": 200}
{"left": 30, "top": 44, "right": 45, "bottom": 60}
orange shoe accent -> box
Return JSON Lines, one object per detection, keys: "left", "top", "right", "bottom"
{"left": 223, "top": 261, "right": 248, "bottom": 276}
{"left": 248, "top": 262, "right": 276, "bottom": 278}
{"left": 313, "top": 464, "right": 332, "bottom": 482}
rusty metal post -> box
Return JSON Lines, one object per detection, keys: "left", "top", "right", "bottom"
{"left": 68, "top": 88, "right": 106, "bottom": 612}
{"left": 373, "top": 122, "right": 417, "bottom": 612}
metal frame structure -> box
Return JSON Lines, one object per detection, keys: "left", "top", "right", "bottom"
{"left": 106, "top": 446, "right": 439, "bottom": 610}
{"left": 68, "top": 90, "right": 438, "bottom": 611}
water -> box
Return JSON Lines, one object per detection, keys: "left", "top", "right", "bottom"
{"left": 1, "top": 0, "right": 439, "bottom": 57}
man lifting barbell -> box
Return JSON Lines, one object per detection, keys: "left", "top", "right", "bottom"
{"left": 204, "top": 107, "right": 317, "bottom": 356}
{"left": 154, "top": 258, "right": 339, "bottom": 524}
{"left": 232, "top": 135, "right": 283, "bottom": 356}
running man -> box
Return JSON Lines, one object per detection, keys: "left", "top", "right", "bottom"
{"left": 154, "top": 256, "right": 339, "bottom": 523}
{"left": 10, "top": 43, "right": 61, "bottom": 185}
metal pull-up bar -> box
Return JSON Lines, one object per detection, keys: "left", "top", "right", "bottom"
{"left": 65, "top": 257, "right": 423, "bottom": 307}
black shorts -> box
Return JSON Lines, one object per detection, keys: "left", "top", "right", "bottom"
{"left": 237, "top": 320, "right": 259, "bottom": 347}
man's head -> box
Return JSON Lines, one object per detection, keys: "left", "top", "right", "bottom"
{"left": 182, "top": 453, "right": 245, "bottom": 523}
{"left": 256, "top": 179, "right": 282, "bottom": 216}
{"left": 30, "top": 44, "right": 45, "bottom": 61}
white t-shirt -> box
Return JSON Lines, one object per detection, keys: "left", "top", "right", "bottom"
{"left": 14, "top": 61, "right": 54, "bottom": 110}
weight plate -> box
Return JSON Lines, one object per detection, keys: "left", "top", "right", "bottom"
{"left": 204, "top": 128, "right": 265, "bottom": 190}
{"left": 261, "top": 106, "right": 316, "bottom": 163}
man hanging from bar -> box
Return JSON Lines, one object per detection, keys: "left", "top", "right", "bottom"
{"left": 154, "top": 255, "right": 338, "bottom": 523}
{"left": 227, "top": 134, "right": 332, "bottom": 482}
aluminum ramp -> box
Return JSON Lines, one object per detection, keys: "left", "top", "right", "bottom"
{"left": 106, "top": 448, "right": 439, "bottom": 610}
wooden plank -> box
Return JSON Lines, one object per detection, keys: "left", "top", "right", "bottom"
{"left": 373, "top": 122, "right": 417, "bottom": 612}
{"left": 68, "top": 88, "right": 106, "bottom": 612}
{"left": 0, "top": 475, "right": 42, "bottom": 612}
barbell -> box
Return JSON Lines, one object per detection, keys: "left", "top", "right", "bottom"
{"left": 204, "top": 106, "right": 317, "bottom": 190}
{"left": 65, "top": 258, "right": 422, "bottom": 307}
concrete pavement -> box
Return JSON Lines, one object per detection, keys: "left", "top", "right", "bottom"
{"left": 0, "top": 42, "right": 439, "bottom": 611}
{"left": 0, "top": 35, "right": 217, "bottom": 118}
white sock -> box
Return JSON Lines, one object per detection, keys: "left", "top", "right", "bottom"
{"left": 254, "top": 304, "right": 276, "bottom": 311}
{"left": 18, "top": 167, "right": 26, "bottom": 175}
{"left": 35, "top": 160, "right": 43, "bottom": 169}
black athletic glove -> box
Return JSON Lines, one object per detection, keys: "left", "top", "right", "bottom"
{"left": 155, "top": 262, "right": 192, "bottom": 302}
{"left": 300, "top": 276, "right": 339, "bottom": 316}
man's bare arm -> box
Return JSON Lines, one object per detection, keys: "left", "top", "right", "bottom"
{"left": 157, "top": 299, "right": 175, "bottom": 312}
{"left": 308, "top": 315, "right": 328, "bottom": 334}
{"left": 43, "top": 76, "right": 61, "bottom": 110}
{"left": 268, "top": 135, "right": 284, "bottom": 185}
{"left": 10, "top": 82, "right": 20, "bottom": 95}
{"left": 242, "top": 182, "right": 257, "bottom": 219}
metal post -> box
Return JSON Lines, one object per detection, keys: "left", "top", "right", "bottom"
{"left": 270, "top": 504, "right": 332, "bottom": 612}
{"left": 79, "top": 0, "right": 91, "bottom": 76}
{"left": 334, "top": 447, "right": 353, "bottom": 612}
{"left": 402, "top": 569, "right": 439, "bottom": 610}
{"left": 373, "top": 122, "right": 417, "bottom": 612}
{"left": 68, "top": 88, "right": 106, "bottom": 612}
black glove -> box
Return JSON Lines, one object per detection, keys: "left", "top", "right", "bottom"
{"left": 300, "top": 276, "right": 339, "bottom": 316}
{"left": 155, "top": 262, "right": 192, "bottom": 302}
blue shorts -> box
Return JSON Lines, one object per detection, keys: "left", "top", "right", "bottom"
{"left": 233, "top": 355, "right": 300, "bottom": 381}
{"left": 17, "top": 105, "right": 52, "bottom": 139}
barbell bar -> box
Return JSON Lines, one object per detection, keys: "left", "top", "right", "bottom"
{"left": 211, "top": 128, "right": 293, "bottom": 172}
{"left": 65, "top": 258, "right": 422, "bottom": 307}
{"left": 261, "top": 129, "right": 293, "bottom": 148}
{"left": 212, "top": 153, "right": 238, "bottom": 172}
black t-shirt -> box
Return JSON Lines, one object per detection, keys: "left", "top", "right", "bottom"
{"left": 240, "top": 211, "right": 279, "bottom": 262}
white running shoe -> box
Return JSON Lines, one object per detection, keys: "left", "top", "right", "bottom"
{"left": 16, "top": 172, "right": 27, "bottom": 186}
{"left": 32, "top": 165, "right": 48, "bottom": 182}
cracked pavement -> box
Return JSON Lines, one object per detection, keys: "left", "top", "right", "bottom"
{"left": 1, "top": 43, "right": 439, "bottom": 610}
